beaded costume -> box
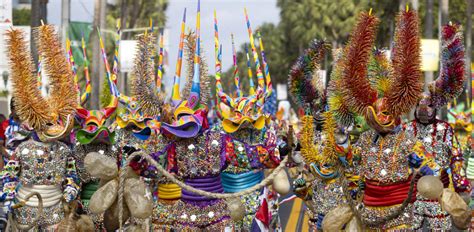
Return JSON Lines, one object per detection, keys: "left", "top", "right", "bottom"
{"left": 213, "top": 9, "right": 285, "bottom": 231}
{"left": 84, "top": 26, "right": 158, "bottom": 231}
{"left": 123, "top": 2, "right": 289, "bottom": 230}
{"left": 336, "top": 9, "right": 424, "bottom": 230}
{"left": 67, "top": 31, "right": 120, "bottom": 230}
{"left": 288, "top": 40, "right": 355, "bottom": 231}
{"left": 405, "top": 23, "right": 470, "bottom": 230}
{"left": 125, "top": 3, "right": 232, "bottom": 230}
{"left": 4, "top": 25, "right": 81, "bottom": 230}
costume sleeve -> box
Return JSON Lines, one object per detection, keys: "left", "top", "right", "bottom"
{"left": 129, "top": 142, "right": 178, "bottom": 178}
{"left": 449, "top": 127, "right": 470, "bottom": 193}
{"left": 63, "top": 156, "right": 80, "bottom": 202}
{"left": 0, "top": 159, "right": 19, "bottom": 202}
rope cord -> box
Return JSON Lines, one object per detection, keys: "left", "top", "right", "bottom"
{"left": 6, "top": 191, "right": 43, "bottom": 232}
{"left": 129, "top": 151, "right": 288, "bottom": 198}
{"left": 117, "top": 125, "right": 295, "bottom": 230}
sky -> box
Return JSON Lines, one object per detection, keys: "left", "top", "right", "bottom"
{"left": 165, "top": 0, "right": 280, "bottom": 82}
{"left": 47, "top": 0, "right": 280, "bottom": 89}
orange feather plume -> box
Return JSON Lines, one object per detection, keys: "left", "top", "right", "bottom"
{"left": 36, "top": 25, "right": 78, "bottom": 122}
{"left": 6, "top": 29, "right": 51, "bottom": 130}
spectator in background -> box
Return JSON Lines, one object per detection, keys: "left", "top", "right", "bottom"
{"left": 4, "top": 98, "right": 21, "bottom": 153}
{"left": 0, "top": 114, "right": 6, "bottom": 146}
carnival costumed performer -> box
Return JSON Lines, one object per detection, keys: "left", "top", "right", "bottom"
{"left": 67, "top": 28, "right": 120, "bottom": 230}
{"left": 3, "top": 23, "right": 86, "bottom": 231}
{"left": 402, "top": 22, "right": 471, "bottom": 230}
{"left": 338, "top": 7, "right": 424, "bottom": 230}
{"left": 213, "top": 8, "right": 289, "bottom": 231}
{"left": 288, "top": 40, "right": 360, "bottom": 231}
{"left": 125, "top": 2, "right": 233, "bottom": 230}
{"left": 448, "top": 102, "right": 472, "bottom": 156}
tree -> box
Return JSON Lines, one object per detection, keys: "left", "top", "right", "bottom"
{"left": 107, "top": 0, "right": 168, "bottom": 39}
{"left": 12, "top": 8, "right": 31, "bottom": 26}
{"left": 278, "top": 0, "right": 368, "bottom": 50}
{"left": 103, "top": 0, "right": 169, "bottom": 96}
{"left": 221, "top": 23, "right": 286, "bottom": 95}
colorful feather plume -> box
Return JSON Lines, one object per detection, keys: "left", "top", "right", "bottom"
{"left": 300, "top": 115, "right": 321, "bottom": 164}
{"left": 339, "top": 12, "right": 379, "bottom": 116}
{"left": 289, "top": 40, "right": 328, "bottom": 113}
{"left": 132, "top": 33, "right": 165, "bottom": 117}
{"left": 367, "top": 49, "right": 393, "bottom": 96}
{"left": 429, "top": 23, "right": 465, "bottom": 108}
{"left": 36, "top": 25, "right": 78, "bottom": 122}
{"left": 6, "top": 29, "right": 51, "bottom": 130}
{"left": 385, "top": 9, "right": 423, "bottom": 116}
{"left": 328, "top": 48, "right": 356, "bottom": 126}
{"left": 182, "top": 30, "right": 210, "bottom": 105}
{"left": 321, "top": 111, "right": 338, "bottom": 165}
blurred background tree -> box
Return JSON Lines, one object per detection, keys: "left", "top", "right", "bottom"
{"left": 12, "top": 8, "right": 31, "bottom": 26}
{"left": 222, "top": 0, "right": 472, "bottom": 112}
{"left": 107, "top": 0, "right": 168, "bottom": 40}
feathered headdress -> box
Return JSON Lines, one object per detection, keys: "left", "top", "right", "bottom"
{"left": 339, "top": 9, "right": 422, "bottom": 119}
{"left": 70, "top": 27, "right": 119, "bottom": 145}
{"left": 328, "top": 48, "right": 356, "bottom": 127}
{"left": 213, "top": 8, "right": 273, "bottom": 133}
{"left": 7, "top": 24, "right": 78, "bottom": 141}
{"left": 288, "top": 40, "right": 328, "bottom": 115}
{"left": 428, "top": 23, "right": 465, "bottom": 108}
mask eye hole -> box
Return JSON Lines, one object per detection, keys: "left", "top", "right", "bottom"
{"left": 380, "top": 111, "right": 389, "bottom": 116}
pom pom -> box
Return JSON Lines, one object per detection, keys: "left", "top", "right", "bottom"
{"left": 289, "top": 40, "right": 328, "bottom": 113}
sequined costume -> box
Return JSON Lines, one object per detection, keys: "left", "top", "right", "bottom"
{"left": 404, "top": 23, "right": 471, "bottom": 230}
{"left": 122, "top": 4, "right": 231, "bottom": 230}
{"left": 336, "top": 8, "right": 424, "bottom": 230}
{"left": 288, "top": 40, "right": 355, "bottom": 231}
{"left": 4, "top": 25, "right": 81, "bottom": 230}
{"left": 213, "top": 9, "right": 285, "bottom": 230}
{"left": 406, "top": 120, "right": 468, "bottom": 230}
{"left": 352, "top": 127, "right": 417, "bottom": 230}
{"left": 67, "top": 30, "right": 120, "bottom": 230}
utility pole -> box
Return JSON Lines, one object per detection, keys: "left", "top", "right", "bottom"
{"left": 424, "top": 0, "right": 434, "bottom": 92}
{"left": 61, "top": 0, "right": 70, "bottom": 46}
{"left": 30, "top": 0, "right": 48, "bottom": 67}
{"left": 119, "top": 0, "right": 127, "bottom": 94}
{"left": 90, "top": 0, "right": 106, "bottom": 109}
{"left": 466, "top": 0, "right": 472, "bottom": 112}
{"left": 439, "top": 0, "right": 449, "bottom": 119}
{"left": 410, "top": 0, "right": 419, "bottom": 10}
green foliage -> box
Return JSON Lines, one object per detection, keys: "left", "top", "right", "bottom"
{"left": 12, "top": 8, "right": 31, "bottom": 26}
{"left": 100, "top": 76, "right": 118, "bottom": 120}
{"left": 221, "top": 23, "right": 286, "bottom": 94}
{"left": 100, "top": 77, "right": 112, "bottom": 108}
{"left": 107, "top": 0, "right": 168, "bottom": 39}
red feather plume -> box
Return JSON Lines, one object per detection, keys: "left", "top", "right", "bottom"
{"left": 385, "top": 9, "right": 423, "bottom": 116}
{"left": 340, "top": 12, "right": 379, "bottom": 116}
